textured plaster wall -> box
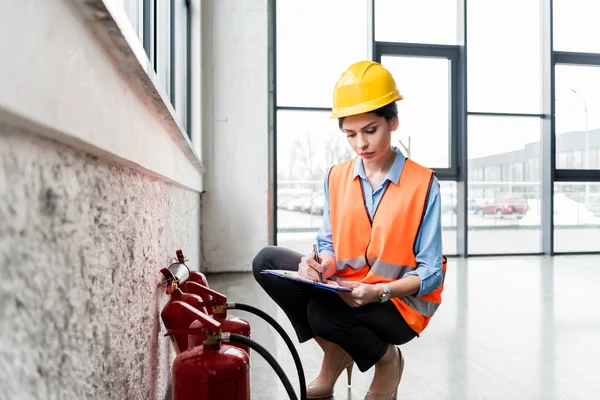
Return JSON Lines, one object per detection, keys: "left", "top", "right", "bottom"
{"left": 0, "top": 127, "right": 200, "bottom": 400}
{"left": 200, "top": 0, "right": 270, "bottom": 272}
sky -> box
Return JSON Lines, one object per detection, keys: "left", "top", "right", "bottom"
{"left": 275, "top": 0, "right": 600, "bottom": 176}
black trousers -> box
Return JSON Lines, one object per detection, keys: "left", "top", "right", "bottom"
{"left": 252, "top": 246, "right": 417, "bottom": 372}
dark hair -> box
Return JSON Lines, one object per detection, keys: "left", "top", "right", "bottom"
{"left": 338, "top": 101, "right": 398, "bottom": 131}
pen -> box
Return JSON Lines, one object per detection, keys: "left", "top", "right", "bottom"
{"left": 312, "top": 244, "right": 323, "bottom": 283}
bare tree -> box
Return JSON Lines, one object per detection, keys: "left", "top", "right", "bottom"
{"left": 398, "top": 135, "right": 411, "bottom": 158}
{"left": 325, "top": 133, "right": 354, "bottom": 169}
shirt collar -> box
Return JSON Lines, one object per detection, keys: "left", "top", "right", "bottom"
{"left": 353, "top": 147, "right": 406, "bottom": 185}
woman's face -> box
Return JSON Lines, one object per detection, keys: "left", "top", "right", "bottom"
{"left": 341, "top": 113, "right": 398, "bottom": 165}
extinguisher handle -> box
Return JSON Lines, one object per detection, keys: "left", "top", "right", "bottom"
{"left": 184, "top": 281, "right": 227, "bottom": 303}
{"left": 168, "top": 301, "right": 221, "bottom": 333}
{"left": 176, "top": 249, "right": 186, "bottom": 263}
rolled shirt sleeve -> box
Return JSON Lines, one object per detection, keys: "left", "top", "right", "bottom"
{"left": 403, "top": 177, "right": 444, "bottom": 297}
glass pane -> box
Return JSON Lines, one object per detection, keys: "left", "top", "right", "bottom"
{"left": 555, "top": 65, "right": 600, "bottom": 170}
{"left": 277, "top": 110, "right": 457, "bottom": 255}
{"left": 381, "top": 55, "right": 451, "bottom": 168}
{"left": 124, "top": 0, "right": 144, "bottom": 41}
{"left": 375, "top": 0, "right": 458, "bottom": 45}
{"left": 468, "top": 116, "right": 542, "bottom": 254}
{"left": 467, "top": 0, "right": 541, "bottom": 113}
{"left": 173, "top": 0, "right": 189, "bottom": 131}
{"left": 554, "top": 182, "right": 600, "bottom": 252}
{"left": 440, "top": 181, "right": 458, "bottom": 256}
{"left": 276, "top": 111, "right": 353, "bottom": 252}
{"left": 554, "top": 0, "right": 600, "bottom": 53}
{"left": 156, "top": 0, "right": 172, "bottom": 99}
{"left": 276, "top": 0, "right": 369, "bottom": 107}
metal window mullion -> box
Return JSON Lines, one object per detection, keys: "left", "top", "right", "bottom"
{"left": 468, "top": 112, "right": 545, "bottom": 118}
{"left": 170, "top": 0, "right": 176, "bottom": 107}
{"left": 541, "top": 0, "right": 555, "bottom": 255}
{"left": 376, "top": 42, "right": 461, "bottom": 58}
{"left": 555, "top": 169, "right": 600, "bottom": 182}
{"left": 554, "top": 51, "right": 600, "bottom": 65}
{"left": 268, "top": 0, "right": 277, "bottom": 245}
{"left": 276, "top": 106, "right": 332, "bottom": 113}
{"left": 368, "top": 0, "right": 375, "bottom": 61}
{"left": 153, "top": 0, "right": 157, "bottom": 71}
{"left": 186, "top": 0, "right": 191, "bottom": 133}
{"left": 456, "top": 0, "right": 468, "bottom": 257}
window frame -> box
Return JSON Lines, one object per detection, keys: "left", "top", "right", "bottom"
{"left": 374, "top": 42, "right": 461, "bottom": 179}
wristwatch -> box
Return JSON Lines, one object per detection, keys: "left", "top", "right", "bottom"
{"left": 378, "top": 283, "right": 391, "bottom": 303}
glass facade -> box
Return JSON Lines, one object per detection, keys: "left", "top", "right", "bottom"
{"left": 274, "top": 0, "right": 600, "bottom": 255}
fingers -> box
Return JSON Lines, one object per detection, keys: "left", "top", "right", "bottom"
{"left": 320, "top": 258, "right": 332, "bottom": 272}
{"left": 298, "top": 256, "right": 322, "bottom": 281}
{"left": 303, "top": 254, "right": 327, "bottom": 273}
{"left": 298, "top": 265, "right": 319, "bottom": 281}
{"left": 337, "top": 279, "right": 357, "bottom": 288}
{"left": 337, "top": 292, "right": 358, "bottom": 308}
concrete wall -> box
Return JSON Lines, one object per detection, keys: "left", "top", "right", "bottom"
{"left": 201, "top": 0, "right": 270, "bottom": 272}
{"left": 0, "top": 127, "right": 200, "bottom": 399}
{"left": 0, "top": 0, "right": 202, "bottom": 399}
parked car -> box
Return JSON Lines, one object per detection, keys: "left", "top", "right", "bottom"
{"left": 468, "top": 199, "right": 482, "bottom": 214}
{"left": 307, "top": 193, "right": 325, "bottom": 215}
{"left": 286, "top": 192, "right": 324, "bottom": 214}
{"left": 477, "top": 197, "right": 529, "bottom": 218}
{"left": 286, "top": 196, "right": 314, "bottom": 212}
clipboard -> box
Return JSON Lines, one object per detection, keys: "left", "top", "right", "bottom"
{"left": 260, "top": 270, "right": 353, "bottom": 292}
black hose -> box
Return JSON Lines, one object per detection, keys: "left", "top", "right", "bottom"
{"left": 227, "top": 333, "right": 298, "bottom": 400}
{"left": 231, "top": 302, "right": 306, "bottom": 400}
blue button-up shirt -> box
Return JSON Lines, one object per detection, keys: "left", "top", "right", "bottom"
{"left": 316, "top": 147, "right": 443, "bottom": 297}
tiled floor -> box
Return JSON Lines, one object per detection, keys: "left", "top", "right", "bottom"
{"left": 206, "top": 255, "right": 600, "bottom": 400}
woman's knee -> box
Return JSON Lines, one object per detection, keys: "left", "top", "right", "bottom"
{"left": 252, "top": 245, "right": 277, "bottom": 278}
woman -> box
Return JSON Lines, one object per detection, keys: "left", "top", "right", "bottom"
{"left": 253, "top": 61, "right": 445, "bottom": 400}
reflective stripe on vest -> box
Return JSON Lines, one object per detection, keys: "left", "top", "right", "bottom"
{"left": 328, "top": 157, "right": 444, "bottom": 334}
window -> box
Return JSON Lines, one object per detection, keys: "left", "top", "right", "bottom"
{"left": 276, "top": 111, "right": 353, "bottom": 253}
{"left": 468, "top": 116, "right": 542, "bottom": 254}
{"left": 118, "top": 0, "right": 190, "bottom": 133}
{"left": 375, "top": 0, "right": 458, "bottom": 45}
{"left": 123, "top": 0, "right": 144, "bottom": 41}
{"left": 554, "top": 182, "right": 600, "bottom": 252}
{"left": 440, "top": 181, "right": 458, "bottom": 256}
{"left": 467, "top": 0, "right": 541, "bottom": 113}
{"left": 276, "top": 0, "right": 369, "bottom": 107}
{"left": 156, "top": 0, "right": 172, "bottom": 99}
{"left": 555, "top": 65, "right": 600, "bottom": 170}
{"left": 554, "top": 0, "right": 600, "bottom": 53}
{"left": 380, "top": 55, "right": 451, "bottom": 169}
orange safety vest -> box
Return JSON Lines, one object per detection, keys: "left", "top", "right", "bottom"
{"left": 328, "top": 157, "right": 446, "bottom": 334}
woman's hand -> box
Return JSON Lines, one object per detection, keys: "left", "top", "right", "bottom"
{"left": 298, "top": 254, "right": 331, "bottom": 282}
{"left": 337, "top": 281, "right": 382, "bottom": 308}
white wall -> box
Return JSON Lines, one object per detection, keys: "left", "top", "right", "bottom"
{"left": 201, "top": 0, "right": 270, "bottom": 272}
{"left": 0, "top": 0, "right": 203, "bottom": 192}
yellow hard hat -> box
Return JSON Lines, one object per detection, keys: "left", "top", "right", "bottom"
{"left": 330, "top": 61, "right": 403, "bottom": 119}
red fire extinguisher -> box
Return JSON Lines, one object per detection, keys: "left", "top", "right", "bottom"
{"left": 167, "top": 249, "right": 307, "bottom": 399}
{"left": 166, "top": 301, "right": 298, "bottom": 400}
{"left": 158, "top": 261, "right": 208, "bottom": 354}
{"left": 167, "top": 301, "right": 251, "bottom": 400}
{"left": 183, "top": 282, "right": 251, "bottom": 353}
{"left": 174, "top": 249, "right": 214, "bottom": 314}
